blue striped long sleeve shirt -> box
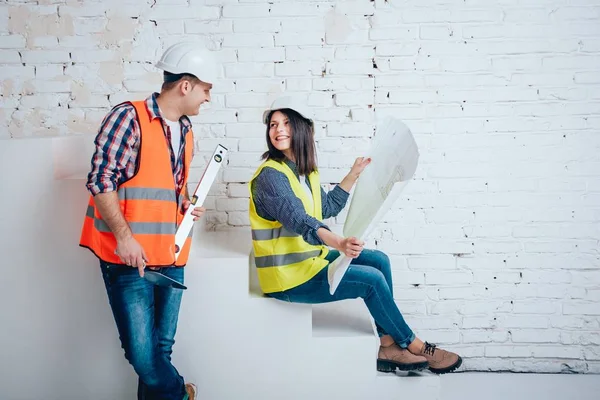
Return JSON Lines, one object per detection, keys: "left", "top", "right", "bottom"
{"left": 250, "top": 159, "right": 349, "bottom": 246}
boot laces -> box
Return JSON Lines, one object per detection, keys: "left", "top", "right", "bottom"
{"left": 423, "top": 342, "right": 437, "bottom": 356}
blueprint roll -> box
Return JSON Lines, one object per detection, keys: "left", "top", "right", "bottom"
{"left": 328, "top": 117, "right": 420, "bottom": 295}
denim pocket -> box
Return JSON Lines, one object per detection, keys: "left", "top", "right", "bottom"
{"left": 102, "top": 262, "right": 140, "bottom": 288}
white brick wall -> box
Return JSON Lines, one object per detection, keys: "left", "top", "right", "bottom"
{"left": 1, "top": 0, "right": 599, "bottom": 373}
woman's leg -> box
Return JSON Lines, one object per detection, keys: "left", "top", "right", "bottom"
{"left": 267, "top": 250, "right": 462, "bottom": 373}
{"left": 348, "top": 249, "right": 393, "bottom": 338}
{"left": 268, "top": 259, "right": 414, "bottom": 349}
{"left": 267, "top": 259, "right": 427, "bottom": 371}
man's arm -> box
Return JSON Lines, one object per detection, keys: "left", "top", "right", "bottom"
{"left": 94, "top": 192, "right": 132, "bottom": 242}
{"left": 87, "top": 104, "right": 147, "bottom": 275}
{"left": 87, "top": 104, "right": 138, "bottom": 195}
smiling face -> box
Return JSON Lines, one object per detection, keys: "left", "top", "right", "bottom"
{"left": 262, "top": 107, "right": 318, "bottom": 176}
{"left": 161, "top": 74, "right": 212, "bottom": 117}
{"left": 180, "top": 79, "right": 212, "bottom": 116}
{"left": 268, "top": 110, "right": 293, "bottom": 157}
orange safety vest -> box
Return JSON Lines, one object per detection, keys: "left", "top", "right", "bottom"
{"left": 79, "top": 100, "right": 194, "bottom": 267}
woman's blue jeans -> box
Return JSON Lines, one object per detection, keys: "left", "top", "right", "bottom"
{"left": 267, "top": 249, "right": 416, "bottom": 348}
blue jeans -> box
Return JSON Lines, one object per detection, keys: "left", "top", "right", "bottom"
{"left": 267, "top": 249, "right": 416, "bottom": 348}
{"left": 100, "top": 262, "right": 187, "bottom": 400}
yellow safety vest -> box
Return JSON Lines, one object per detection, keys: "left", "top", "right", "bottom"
{"left": 248, "top": 159, "right": 329, "bottom": 293}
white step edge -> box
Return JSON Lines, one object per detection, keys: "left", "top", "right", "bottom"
{"left": 313, "top": 299, "right": 376, "bottom": 338}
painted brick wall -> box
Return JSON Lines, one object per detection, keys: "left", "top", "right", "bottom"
{"left": 1, "top": 0, "right": 599, "bottom": 373}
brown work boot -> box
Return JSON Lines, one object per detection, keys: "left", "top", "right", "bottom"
{"left": 184, "top": 383, "right": 197, "bottom": 400}
{"left": 377, "top": 343, "right": 429, "bottom": 372}
{"left": 417, "top": 342, "right": 462, "bottom": 374}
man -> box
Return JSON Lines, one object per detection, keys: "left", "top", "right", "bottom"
{"left": 79, "top": 42, "right": 218, "bottom": 400}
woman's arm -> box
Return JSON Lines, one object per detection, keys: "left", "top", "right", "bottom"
{"left": 321, "top": 185, "right": 349, "bottom": 219}
{"left": 252, "top": 168, "right": 330, "bottom": 246}
{"left": 321, "top": 157, "right": 372, "bottom": 219}
{"left": 316, "top": 227, "right": 364, "bottom": 259}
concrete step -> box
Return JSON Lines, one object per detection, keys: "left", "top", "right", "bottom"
{"left": 313, "top": 299, "right": 375, "bottom": 338}
{"left": 2, "top": 132, "right": 599, "bottom": 400}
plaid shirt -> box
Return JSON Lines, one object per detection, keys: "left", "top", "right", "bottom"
{"left": 86, "top": 93, "right": 193, "bottom": 196}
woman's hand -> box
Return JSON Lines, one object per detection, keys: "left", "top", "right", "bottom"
{"left": 349, "top": 157, "right": 371, "bottom": 179}
{"left": 317, "top": 228, "right": 365, "bottom": 259}
{"left": 339, "top": 157, "right": 372, "bottom": 193}
{"left": 339, "top": 236, "right": 364, "bottom": 259}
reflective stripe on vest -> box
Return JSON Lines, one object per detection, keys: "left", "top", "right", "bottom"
{"left": 254, "top": 250, "right": 323, "bottom": 268}
{"left": 248, "top": 159, "right": 329, "bottom": 293}
{"left": 251, "top": 226, "right": 298, "bottom": 241}
{"left": 79, "top": 100, "right": 194, "bottom": 267}
{"left": 86, "top": 205, "right": 193, "bottom": 237}
{"left": 117, "top": 187, "right": 186, "bottom": 204}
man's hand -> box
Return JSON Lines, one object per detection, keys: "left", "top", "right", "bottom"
{"left": 115, "top": 236, "right": 148, "bottom": 277}
{"left": 182, "top": 199, "right": 206, "bottom": 221}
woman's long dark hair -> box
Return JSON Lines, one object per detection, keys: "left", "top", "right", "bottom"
{"left": 261, "top": 108, "right": 317, "bottom": 176}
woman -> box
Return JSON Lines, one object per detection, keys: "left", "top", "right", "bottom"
{"left": 248, "top": 96, "right": 462, "bottom": 374}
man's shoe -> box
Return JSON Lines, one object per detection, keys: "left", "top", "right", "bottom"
{"left": 418, "top": 342, "right": 462, "bottom": 374}
{"left": 377, "top": 343, "right": 429, "bottom": 372}
{"left": 184, "top": 383, "right": 197, "bottom": 400}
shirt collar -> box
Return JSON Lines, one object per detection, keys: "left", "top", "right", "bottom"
{"left": 283, "top": 158, "right": 300, "bottom": 178}
{"left": 146, "top": 92, "right": 192, "bottom": 130}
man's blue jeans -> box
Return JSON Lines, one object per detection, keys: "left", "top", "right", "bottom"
{"left": 267, "top": 249, "right": 416, "bottom": 348}
{"left": 100, "top": 261, "right": 187, "bottom": 400}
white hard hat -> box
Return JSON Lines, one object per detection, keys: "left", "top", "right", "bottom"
{"left": 263, "top": 96, "right": 312, "bottom": 124}
{"left": 155, "top": 42, "right": 219, "bottom": 85}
